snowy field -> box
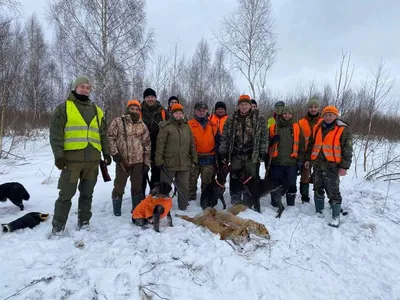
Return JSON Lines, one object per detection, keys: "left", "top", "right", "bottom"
{"left": 1, "top": 133, "right": 400, "bottom": 300}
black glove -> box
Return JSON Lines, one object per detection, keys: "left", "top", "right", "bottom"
{"left": 219, "top": 153, "right": 228, "bottom": 164}
{"left": 297, "top": 162, "right": 303, "bottom": 175}
{"left": 142, "top": 164, "right": 150, "bottom": 175}
{"left": 269, "top": 135, "right": 280, "bottom": 146}
{"left": 112, "top": 153, "right": 122, "bottom": 164}
{"left": 104, "top": 154, "right": 112, "bottom": 165}
{"left": 55, "top": 157, "right": 66, "bottom": 170}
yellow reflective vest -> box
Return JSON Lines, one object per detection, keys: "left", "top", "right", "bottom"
{"left": 63, "top": 100, "right": 103, "bottom": 152}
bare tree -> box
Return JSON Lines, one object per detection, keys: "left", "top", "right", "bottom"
{"left": 216, "top": 0, "right": 276, "bottom": 99}
{"left": 334, "top": 50, "right": 355, "bottom": 117}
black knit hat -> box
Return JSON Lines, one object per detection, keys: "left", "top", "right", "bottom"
{"left": 214, "top": 101, "right": 226, "bottom": 111}
{"left": 251, "top": 99, "right": 257, "bottom": 107}
{"left": 143, "top": 88, "right": 157, "bottom": 99}
{"left": 168, "top": 96, "right": 179, "bottom": 105}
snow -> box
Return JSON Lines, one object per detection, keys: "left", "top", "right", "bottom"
{"left": 1, "top": 133, "right": 400, "bottom": 300}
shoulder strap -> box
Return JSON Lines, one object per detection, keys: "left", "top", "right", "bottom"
{"left": 92, "top": 104, "right": 100, "bottom": 127}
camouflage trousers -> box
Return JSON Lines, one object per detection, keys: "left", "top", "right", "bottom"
{"left": 312, "top": 165, "right": 342, "bottom": 205}
{"left": 188, "top": 164, "right": 215, "bottom": 200}
{"left": 112, "top": 163, "right": 143, "bottom": 198}
{"left": 52, "top": 161, "right": 99, "bottom": 230}
{"left": 229, "top": 156, "right": 258, "bottom": 205}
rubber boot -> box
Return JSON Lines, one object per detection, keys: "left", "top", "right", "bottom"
{"left": 328, "top": 204, "right": 341, "bottom": 228}
{"left": 131, "top": 194, "right": 142, "bottom": 212}
{"left": 286, "top": 193, "right": 296, "bottom": 206}
{"left": 112, "top": 195, "right": 122, "bottom": 216}
{"left": 314, "top": 198, "right": 325, "bottom": 218}
{"left": 300, "top": 183, "right": 310, "bottom": 203}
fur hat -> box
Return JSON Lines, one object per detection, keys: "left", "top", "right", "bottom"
{"left": 127, "top": 99, "right": 141, "bottom": 109}
{"left": 143, "top": 88, "right": 157, "bottom": 99}
{"left": 238, "top": 94, "right": 252, "bottom": 105}
{"left": 171, "top": 103, "right": 184, "bottom": 113}
{"left": 194, "top": 102, "right": 208, "bottom": 110}
{"left": 215, "top": 101, "right": 226, "bottom": 111}
{"left": 307, "top": 98, "right": 320, "bottom": 107}
{"left": 73, "top": 76, "right": 90, "bottom": 90}
{"left": 322, "top": 105, "right": 339, "bottom": 116}
{"left": 251, "top": 99, "right": 257, "bottom": 107}
{"left": 168, "top": 96, "right": 179, "bottom": 105}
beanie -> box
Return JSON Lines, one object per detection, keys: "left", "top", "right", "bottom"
{"left": 238, "top": 94, "right": 252, "bottom": 105}
{"left": 307, "top": 98, "right": 320, "bottom": 108}
{"left": 194, "top": 102, "right": 208, "bottom": 110}
{"left": 274, "top": 101, "right": 285, "bottom": 108}
{"left": 127, "top": 99, "right": 141, "bottom": 109}
{"left": 282, "top": 106, "right": 294, "bottom": 115}
{"left": 168, "top": 96, "right": 179, "bottom": 105}
{"left": 73, "top": 76, "right": 90, "bottom": 90}
{"left": 251, "top": 99, "right": 257, "bottom": 107}
{"left": 322, "top": 105, "right": 339, "bottom": 116}
{"left": 143, "top": 88, "right": 157, "bottom": 99}
{"left": 171, "top": 103, "right": 184, "bottom": 113}
{"left": 214, "top": 101, "right": 226, "bottom": 111}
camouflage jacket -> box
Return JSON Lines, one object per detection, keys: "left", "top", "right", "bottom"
{"left": 49, "top": 92, "right": 110, "bottom": 162}
{"left": 108, "top": 115, "right": 151, "bottom": 167}
{"left": 219, "top": 110, "right": 268, "bottom": 163}
{"left": 306, "top": 119, "right": 353, "bottom": 170}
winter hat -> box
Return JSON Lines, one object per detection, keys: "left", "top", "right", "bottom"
{"left": 73, "top": 76, "right": 90, "bottom": 90}
{"left": 143, "top": 88, "right": 157, "bottom": 99}
{"left": 251, "top": 99, "right": 257, "bottom": 107}
{"left": 274, "top": 101, "right": 285, "bottom": 108}
{"left": 168, "top": 96, "right": 179, "bottom": 105}
{"left": 322, "top": 105, "right": 339, "bottom": 116}
{"left": 171, "top": 103, "right": 184, "bottom": 113}
{"left": 307, "top": 98, "right": 320, "bottom": 108}
{"left": 127, "top": 99, "right": 141, "bottom": 109}
{"left": 194, "top": 102, "right": 208, "bottom": 110}
{"left": 282, "top": 106, "right": 294, "bottom": 115}
{"left": 238, "top": 94, "right": 252, "bottom": 105}
{"left": 214, "top": 101, "right": 226, "bottom": 111}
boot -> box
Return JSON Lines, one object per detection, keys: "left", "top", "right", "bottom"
{"left": 286, "top": 193, "right": 296, "bottom": 206}
{"left": 112, "top": 195, "right": 122, "bottom": 216}
{"left": 314, "top": 198, "right": 325, "bottom": 218}
{"left": 51, "top": 220, "right": 65, "bottom": 236}
{"left": 131, "top": 194, "right": 142, "bottom": 212}
{"left": 300, "top": 183, "right": 310, "bottom": 203}
{"left": 328, "top": 204, "right": 341, "bottom": 228}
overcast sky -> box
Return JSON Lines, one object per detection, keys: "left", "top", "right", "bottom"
{"left": 21, "top": 0, "right": 400, "bottom": 100}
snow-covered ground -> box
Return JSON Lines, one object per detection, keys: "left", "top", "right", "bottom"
{"left": 1, "top": 133, "right": 400, "bottom": 300}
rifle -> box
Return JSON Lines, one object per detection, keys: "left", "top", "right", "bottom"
{"left": 99, "top": 160, "right": 112, "bottom": 182}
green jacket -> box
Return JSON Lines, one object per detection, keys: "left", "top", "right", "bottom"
{"left": 155, "top": 119, "right": 198, "bottom": 171}
{"left": 49, "top": 92, "right": 110, "bottom": 162}
{"left": 220, "top": 110, "right": 268, "bottom": 164}
{"left": 306, "top": 119, "right": 353, "bottom": 170}
{"left": 270, "top": 118, "right": 305, "bottom": 166}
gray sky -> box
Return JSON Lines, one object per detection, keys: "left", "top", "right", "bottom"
{"left": 22, "top": 0, "right": 400, "bottom": 99}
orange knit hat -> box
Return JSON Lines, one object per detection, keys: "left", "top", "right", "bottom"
{"left": 171, "top": 103, "right": 184, "bottom": 113}
{"left": 322, "top": 105, "right": 339, "bottom": 116}
{"left": 127, "top": 99, "right": 141, "bottom": 109}
{"left": 238, "top": 94, "right": 252, "bottom": 105}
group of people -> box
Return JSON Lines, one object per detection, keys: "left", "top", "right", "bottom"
{"left": 49, "top": 75, "right": 353, "bottom": 235}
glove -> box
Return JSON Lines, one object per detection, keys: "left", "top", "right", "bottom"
{"left": 112, "top": 153, "right": 122, "bottom": 164}
{"left": 269, "top": 135, "right": 280, "bottom": 146}
{"left": 219, "top": 153, "right": 228, "bottom": 164}
{"left": 297, "top": 162, "right": 303, "bottom": 175}
{"left": 104, "top": 154, "right": 112, "bottom": 165}
{"left": 142, "top": 164, "right": 150, "bottom": 175}
{"left": 55, "top": 157, "right": 66, "bottom": 170}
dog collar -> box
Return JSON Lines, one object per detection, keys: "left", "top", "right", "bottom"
{"left": 242, "top": 176, "right": 252, "bottom": 185}
{"left": 215, "top": 178, "right": 225, "bottom": 188}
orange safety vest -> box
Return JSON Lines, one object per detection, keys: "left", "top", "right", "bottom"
{"left": 188, "top": 118, "right": 218, "bottom": 155}
{"left": 209, "top": 114, "right": 228, "bottom": 134}
{"left": 298, "top": 117, "right": 323, "bottom": 148}
{"left": 269, "top": 123, "right": 300, "bottom": 158}
{"left": 310, "top": 123, "right": 345, "bottom": 163}
{"left": 132, "top": 195, "right": 172, "bottom": 220}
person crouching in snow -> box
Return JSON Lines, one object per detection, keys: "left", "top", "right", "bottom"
{"left": 132, "top": 181, "right": 173, "bottom": 232}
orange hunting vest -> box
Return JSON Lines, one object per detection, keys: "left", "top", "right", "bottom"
{"left": 298, "top": 117, "right": 323, "bottom": 148}
{"left": 310, "top": 124, "right": 345, "bottom": 163}
{"left": 188, "top": 119, "right": 218, "bottom": 155}
{"left": 209, "top": 114, "right": 228, "bottom": 134}
{"left": 269, "top": 123, "right": 300, "bottom": 158}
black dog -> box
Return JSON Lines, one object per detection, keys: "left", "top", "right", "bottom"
{"left": 0, "top": 182, "right": 30, "bottom": 210}
{"left": 200, "top": 165, "right": 229, "bottom": 210}
{"left": 2, "top": 212, "right": 49, "bottom": 232}
{"left": 243, "top": 176, "right": 289, "bottom": 218}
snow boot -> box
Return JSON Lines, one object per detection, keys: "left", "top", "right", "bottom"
{"left": 314, "top": 198, "right": 325, "bottom": 218}
{"left": 112, "top": 195, "right": 122, "bottom": 216}
{"left": 131, "top": 193, "right": 142, "bottom": 212}
{"left": 300, "top": 183, "right": 310, "bottom": 203}
{"left": 286, "top": 193, "right": 296, "bottom": 206}
{"left": 328, "top": 204, "right": 341, "bottom": 228}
